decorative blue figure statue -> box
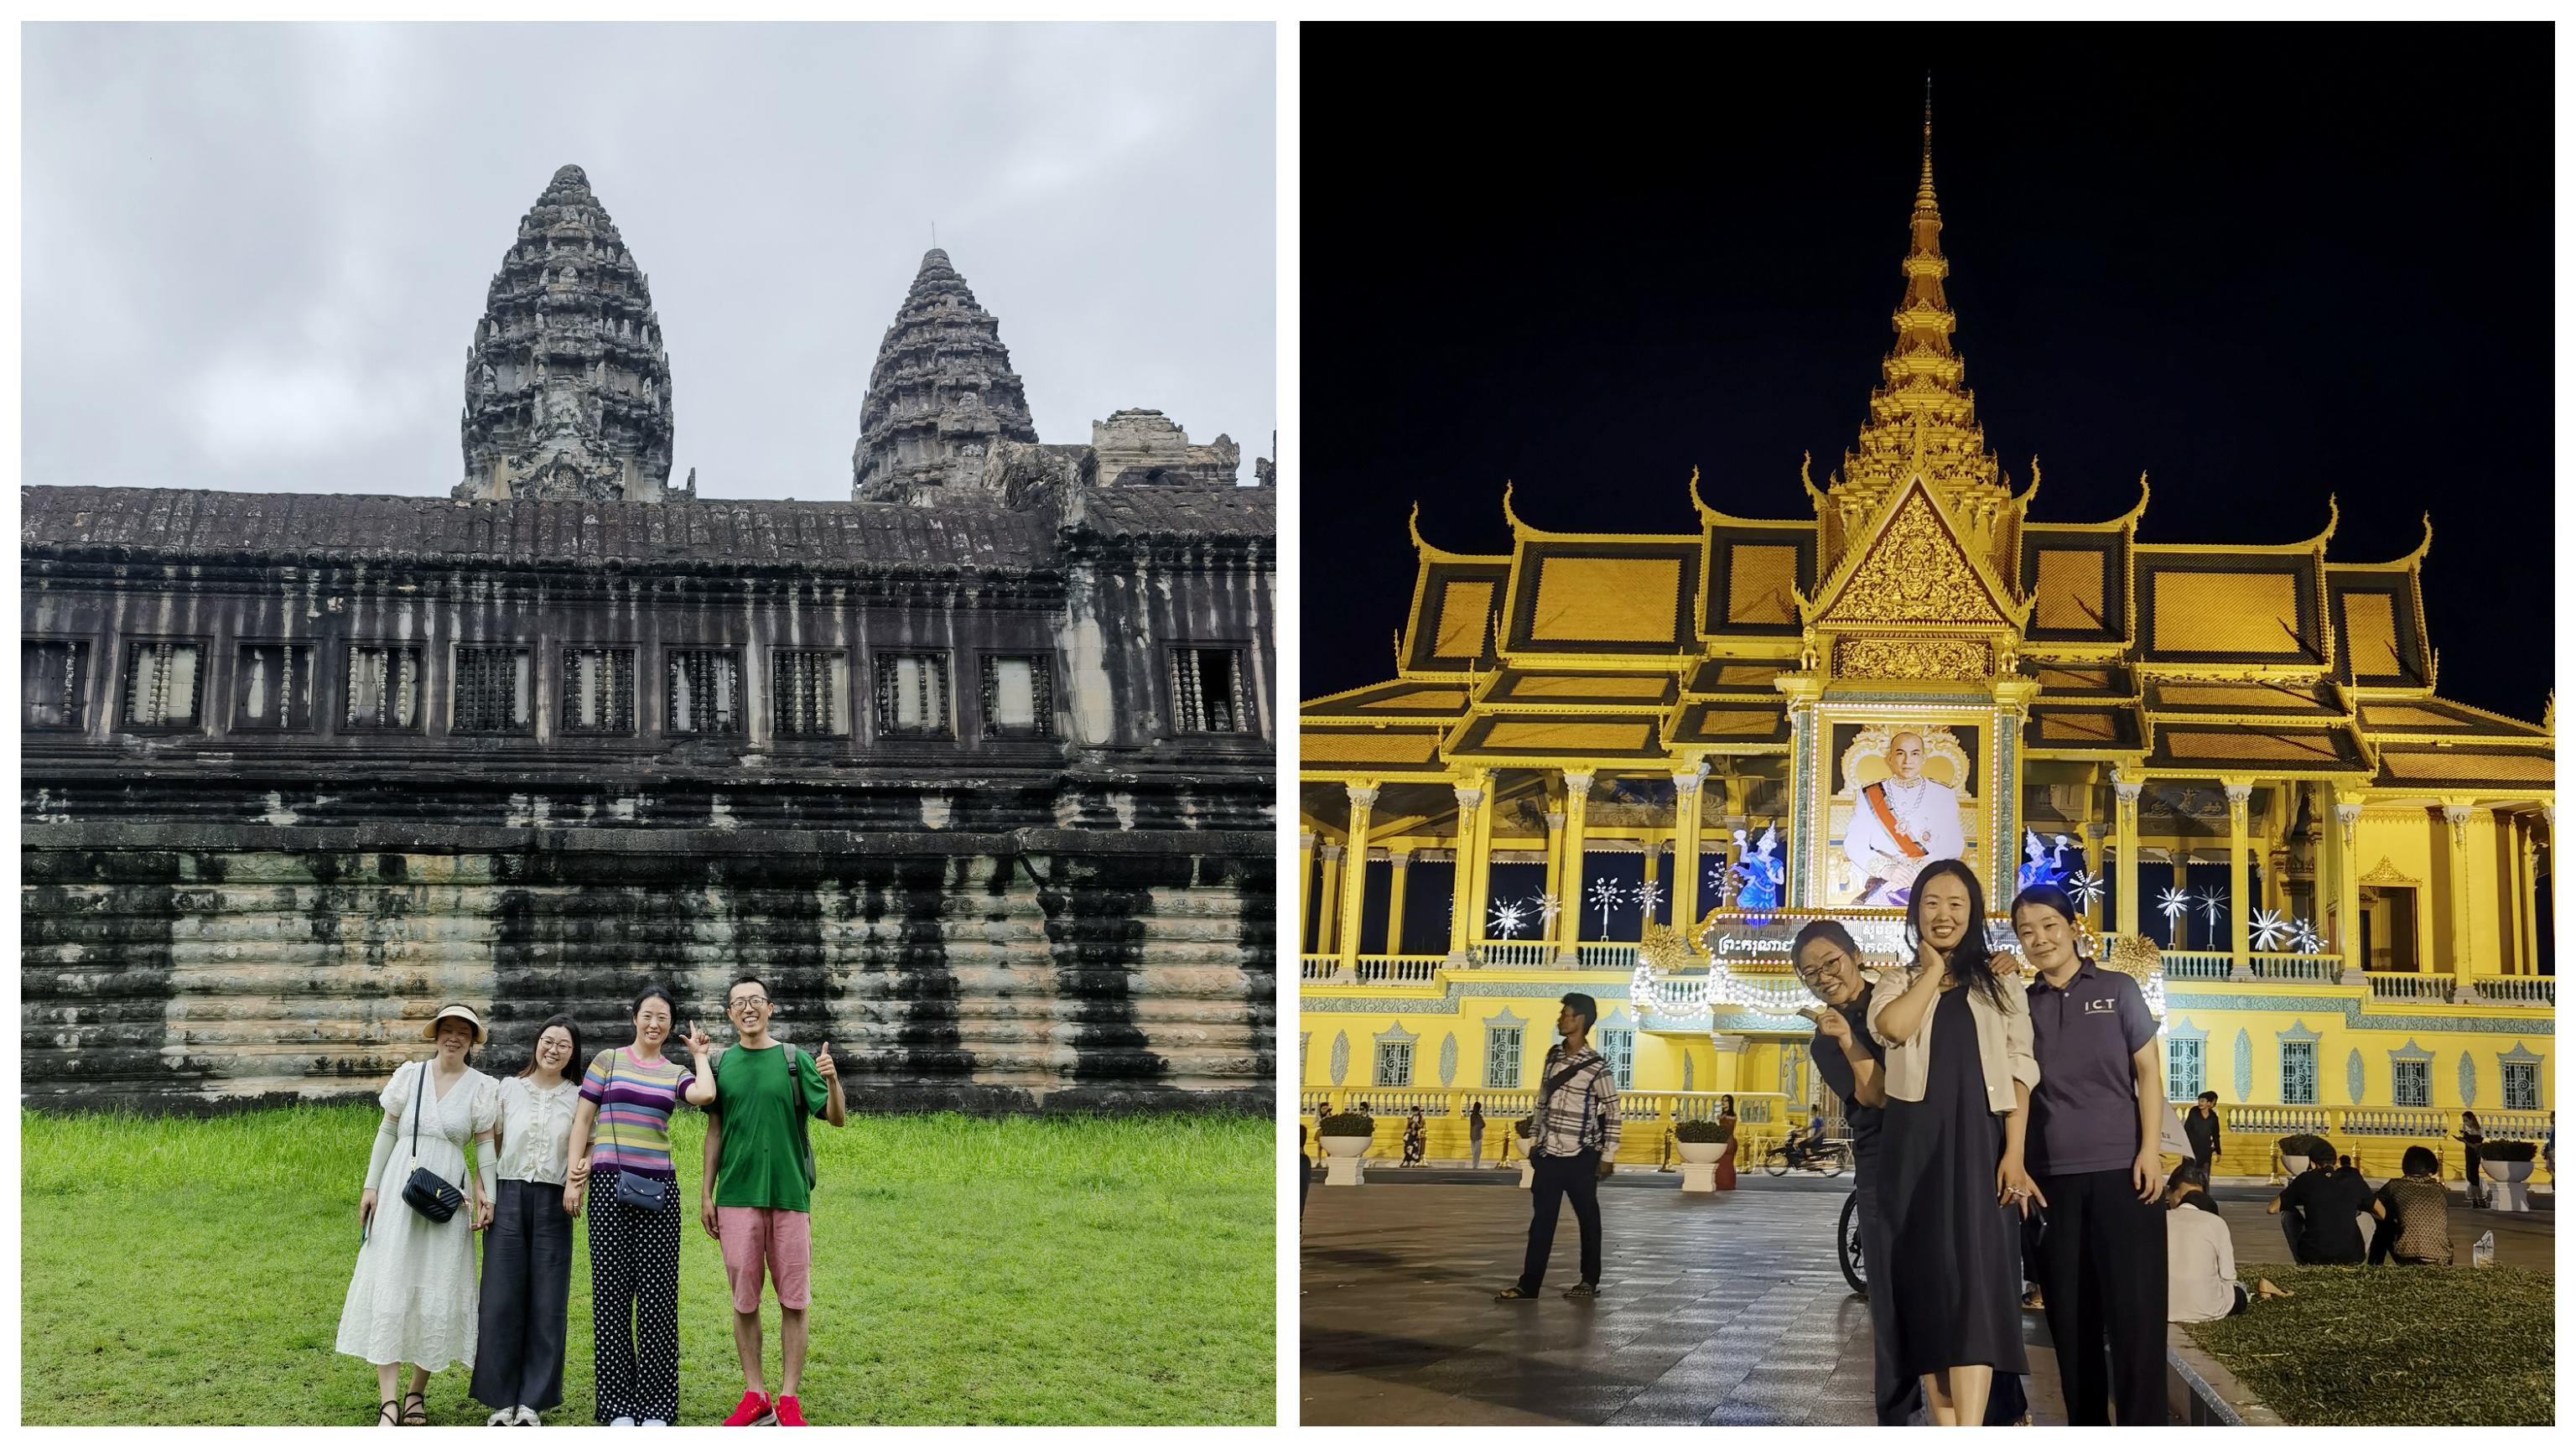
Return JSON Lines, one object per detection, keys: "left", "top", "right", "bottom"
{"left": 2017, "top": 828, "right": 2055, "bottom": 891}
{"left": 1733, "top": 824, "right": 1784, "bottom": 918}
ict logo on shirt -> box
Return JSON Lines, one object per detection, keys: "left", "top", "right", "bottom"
{"left": 2084, "top": 997, "right": 2119, "bottom": 1015}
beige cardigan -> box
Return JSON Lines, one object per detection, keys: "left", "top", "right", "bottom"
{"left": 1866, "top": 961, "right": 2041, "bottom": 1114}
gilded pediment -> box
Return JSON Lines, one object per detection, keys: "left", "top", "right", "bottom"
{"left": 1815, "top": 481, "right": 2014, "bottom": 628}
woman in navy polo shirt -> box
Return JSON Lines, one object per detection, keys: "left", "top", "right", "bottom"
{"left": 2012, "top": 883, "right": 2166, "bottom": 1426}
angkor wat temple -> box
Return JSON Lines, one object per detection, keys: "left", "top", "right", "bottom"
{"left": 23, "top": 165, "right": 1275, "bottom": 1114}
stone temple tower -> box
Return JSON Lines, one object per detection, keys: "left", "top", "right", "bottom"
{"left": 455, "top": 165, "right": 678, "bottom": 502}
{"left": 850, "top": 249, "right": 1040, "bottom": 503}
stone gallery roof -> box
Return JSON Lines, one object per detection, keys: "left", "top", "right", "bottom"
{"left": 1072, "top": 483, "right": 1275, "bottom": 543}
{"left": 21, "top": 486, "right": 1059, "bottom": 573}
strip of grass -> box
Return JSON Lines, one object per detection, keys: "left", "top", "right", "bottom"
{"left": 23, "top": 1105, "right": 1272, "bottom": 1425}
{"left": 2185, "top": 1263, "right": 2553, "bottom": 1425}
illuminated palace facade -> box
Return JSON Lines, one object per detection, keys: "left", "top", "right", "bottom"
{"left": 1297, "top": 138, "right": 2553, "bottom": 1176}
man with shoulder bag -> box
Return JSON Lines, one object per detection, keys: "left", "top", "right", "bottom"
{"left": 1496, "top": 993, "right": 1621, "bottom": 1301}
{"left": 683, "top": 976, "right": 848, "bottom": 1427}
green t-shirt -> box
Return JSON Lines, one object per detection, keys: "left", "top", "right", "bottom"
{"left": 709, "top": 1042, "right": 828, "bottom": 1212}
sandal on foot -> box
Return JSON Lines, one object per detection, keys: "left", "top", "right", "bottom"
{"left": 402, "top": 1391, "right": 429, "bottom": 1426}
{"left": 377, "top": 1400, "right": 402, "bottom": 1427}
{"left": 1493, "top": 1285, "right": 1542, "bottom": 1301}
{"left": 1563, "top": 1282, "right": 1599, "bottom": 1299}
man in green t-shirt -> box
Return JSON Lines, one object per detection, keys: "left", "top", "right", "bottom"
{"left": 681, "top": 976, "right": 847, "bottom": 1426}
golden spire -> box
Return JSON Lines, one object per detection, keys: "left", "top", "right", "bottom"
{"left": 1821, "top": 86, "right": 2020, "bottom": 583}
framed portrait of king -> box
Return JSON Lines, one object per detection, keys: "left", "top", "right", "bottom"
{"left": 1813, "top": 709, "right": 2005, "bottom": 911}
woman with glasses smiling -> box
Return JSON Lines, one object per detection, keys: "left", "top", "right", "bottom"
{"left": 564, "top": 983, "right": 703, "bottom": 1426}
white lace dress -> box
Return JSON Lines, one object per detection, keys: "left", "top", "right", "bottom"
{"left": 336, "top": 1060, "right": 500, "bottom": 1370}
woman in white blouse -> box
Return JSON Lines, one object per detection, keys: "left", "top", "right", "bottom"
{"left": 469, "top": 1015, "right": 585, "bottom": 1426}
{"left": 339, "top": 1005, "right": 501, "bottom": 1426}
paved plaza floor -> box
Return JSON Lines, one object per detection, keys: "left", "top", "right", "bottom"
{"left": 1300, "top": 1173, "right": 2065, "bottom": 1426}
{"left": 1299, "top": 1168, "right": 2554, "bottom": 1426}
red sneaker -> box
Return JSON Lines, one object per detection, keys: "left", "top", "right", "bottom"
{"left": 771, "top": 1395, "right": 806, "bottom": 1426}
{"left": 720, "top": 1389, "right": 772, "bottom": 1426}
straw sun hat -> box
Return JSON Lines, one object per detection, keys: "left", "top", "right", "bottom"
{"left": 423, "top": 1003, "right": 488, "bottom": 1044}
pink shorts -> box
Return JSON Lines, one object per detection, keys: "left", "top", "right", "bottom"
{"left": 716, "top": 1206, "right": 812, "bottom": 1312}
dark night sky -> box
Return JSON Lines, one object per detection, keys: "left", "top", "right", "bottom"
{"left": 1301, "top": 25, "right": 2553, "bottom": 724}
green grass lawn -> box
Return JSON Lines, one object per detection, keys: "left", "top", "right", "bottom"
{"left": 2186, "top": 1263, "right": 2553, "bottom": 1425}
{"left": 23, "top": 1104, "right": 1273, "bottom": 1426}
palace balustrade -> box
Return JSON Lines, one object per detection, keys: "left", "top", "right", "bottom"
{"left": 1295, "top": 1088, "right": 1807, "bottom": 1164}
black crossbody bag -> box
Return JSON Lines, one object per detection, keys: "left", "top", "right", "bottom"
{"left": 1525, "top": 1055, "right": 1595, "bottom": 1161}
{"left": 399, "top": 1062, "right": 467, "bottom": 1224}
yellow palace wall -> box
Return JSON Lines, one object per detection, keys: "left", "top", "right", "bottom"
{"left": 1299, "top": 974, "right": 2553, "bottom": 1180}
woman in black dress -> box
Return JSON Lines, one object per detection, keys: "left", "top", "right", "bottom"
{"left": 1867, "top": 859, "right": 2042, "bottom": 1426}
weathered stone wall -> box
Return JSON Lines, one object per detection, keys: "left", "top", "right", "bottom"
{"left": 22, "top": 486, "right": 1275, "bottom": 1114}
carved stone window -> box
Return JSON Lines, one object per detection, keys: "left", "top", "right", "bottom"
{"left": 772, "top": 650, "right": 848, "bottom": 738}
{"left": 875, "top": 654, "right": 950, "bottom": 738}
{"left": 1170, "top": 647, "right": 1252, "bottom": 735}
{"left": 23, "top": 641, "right": 88, "bottom": 730}
{"left": 452, "top": 647, "right": 533, "bottom": 735}
{"left": 560, "top": 648, "right": 636, "bottom": 734}
{"left": 2166, "top": 1038, "right": 2205, "bottom": 1101}
{"left": 2281, "top": 1039, "right": 2317, "bottom": 1106}
{"left": 979, "top": 655, "right": 1053, "bottom": 738}
{"left": 122, "top": 640, "right": 206, "bottom": 731}
{"left": 667, "top": 649, "right": 742, "bottom": 735}
{"left": 2392, "top": 1058, "right": 2430, "bottom": 1107}
{"left": 345, "top": 646, "right": 422, "bottom": 730}
{"left": 234, "top": 645, "right": 314, "bottom": 730}
{"left": 1373, "top": 1040, "right": 1413, "bottom": 1088}
{"left": 2502, "top": 1060, "right": 2538, "bottom": 1111}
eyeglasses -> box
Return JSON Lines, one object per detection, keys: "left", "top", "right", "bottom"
{"left": 730, "top": 997, "right": 770, "bottom": 1010}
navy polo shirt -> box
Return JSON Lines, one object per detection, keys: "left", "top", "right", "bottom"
{"left": 1810, "top": 999, "right": 1885, "bottom": 1170}
{"left": 2025, "top": 960, "right": 2158, "bottom": 1176}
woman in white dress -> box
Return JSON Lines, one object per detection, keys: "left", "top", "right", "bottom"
{"left": 340, "top": 1004, "right": 501, "bottom": 1426}
{"left": 470, "top": 1015, "right": 584, "bottom": 1426}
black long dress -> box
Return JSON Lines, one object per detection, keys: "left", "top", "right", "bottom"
{"left": 1878, "top": 985, "right": 2028, "bottom": 1380}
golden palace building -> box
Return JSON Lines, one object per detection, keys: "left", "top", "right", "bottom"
{"left": 1296, "top": 132, "right": 2554, "bottom": 1182}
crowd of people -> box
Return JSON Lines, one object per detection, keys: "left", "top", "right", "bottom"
{"left": 1483, "top": 853, "right": 2530, "bottom": 1426}
{"left": 334, "top": 978, "right": 846, "bottom": 1426}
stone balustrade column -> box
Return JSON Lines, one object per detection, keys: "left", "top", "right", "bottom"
{"left": 2080, "top": 822, "right": 2105, "bottom": 936}
{"left": 1384, "top": 851, "right": 1413, "bottom": 958}
{"left": 1297, "top": 830, "right": 1317, "bottom": 956}
{"left": 2442, "top": 799, "right": 2475, "bottom": 1000}
{"left": 2112, "top": 772, "right": 2142, "bottom": 938}
{"left": 1315, "top": 844, "right": 1343, "bottom": 955}
{"left": 1557, "top": 771, "right": 1595, "bottom": 961}
{"left": 1447, "top": 783, "right": 1484, "bottom": 963}
{"left": 2225, "top": 780, "right": 2254, "bottom": 979}
{"left": 1543, "top": 810, "right": 1567, "bottom": 946}
{"left": 1670, "top": 765, "right": 1707, "bottom": 939}
{"left": 2333, "top": 793, "right": 2365, "bottom": 977}
{"left": 2518, "top": 815, "right": 2540, "bottom": 978}
{"left": 1337, "top": 785, "right": 1379, "bottom": 972}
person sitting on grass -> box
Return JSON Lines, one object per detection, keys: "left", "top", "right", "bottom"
{"left": 2267, "top": 1140, "right": 2381, "bottom": 1265}
{"left": 338, "top": 1005, "right": 501, "bottom": 1426}
{"left": 2368, "top": 1146, "right": 2454, "bottom": 1266}
{"left": 2164, "top": 1158, "right": 2245, "bottom": 1322}
{"left": 684, "top": 976, "right": 848, "bottom": 1427}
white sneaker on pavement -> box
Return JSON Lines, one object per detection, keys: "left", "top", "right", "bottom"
{"left": 610, "top": 1417, "right": 636, "bottom": 1426}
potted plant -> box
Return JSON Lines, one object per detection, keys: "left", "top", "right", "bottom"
{"left": 2277, "top": 1132, "right": 2329, "bottom": 1176}
{"left": 2480, "top": 1139, "right": 2537, "bottom": 1210}
{"left": 1674, "top": 1117, "right": 1733, "bottom": 1164}
{"left": 1317, "top": 1111, "right": 1376, "bottom": 1159}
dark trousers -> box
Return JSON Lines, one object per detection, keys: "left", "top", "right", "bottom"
{"left": 587, "top": 1171, "right": 683, "bottom": 1424}
{"left": 2280, "top": 1211, "right": 2305, "bottom": 1262}
{"left": 2033, "top": 1168, "right": 2169, "bottom": 1426}
{"left": 470, "top": 1178, "right": 574, "bottom": 1412}
{"left": 1515, "top": 1150, "right": 1602, "bottom": 1291}
{"left": 1853, "top": 1176, "right": 1910, "bottom": 1426}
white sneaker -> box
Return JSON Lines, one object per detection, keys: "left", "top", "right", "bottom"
{"left": 486, "top": 1409, "right": 513, "bottom": 1426}
{"left": 641, "top": 1420, "right": 668, "bottom": 1427}
{"left": 516, "top": 1406, "right": 542, "bottom": 1426}
{"left": 610, "top": 1417, "right": 636, "bottom": 1426}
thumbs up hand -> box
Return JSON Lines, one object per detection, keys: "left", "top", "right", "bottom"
{"left": 814, "top": 1041, "right": 838, "bottom": 1082}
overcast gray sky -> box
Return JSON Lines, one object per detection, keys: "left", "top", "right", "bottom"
{"left": 23, "top": 23, "right": 1275, "bottom": 501}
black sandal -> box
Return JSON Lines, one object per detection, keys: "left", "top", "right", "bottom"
{"left": 377, "top": 1400, "right": 401, "bottom": 1426}
{"left": 402, "top": 1391, "right": 428, "bottom": 1426}
{"left": 1493, "top": 1285, "right": 1541, "bottom": 1300}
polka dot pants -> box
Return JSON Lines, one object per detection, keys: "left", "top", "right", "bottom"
{"left": 588, "top": 1171, "right": 682, "bottom": 1425}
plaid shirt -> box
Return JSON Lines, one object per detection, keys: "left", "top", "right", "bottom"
{"left": 1532, "top": 1042, "right": 1621, "bottom": 1158}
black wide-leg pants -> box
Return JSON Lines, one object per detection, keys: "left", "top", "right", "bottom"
{"left": 470, "top": 1177, "right": 574, "bottom": 1413}
{"left": 1516, "top": 1150, "right": 1603, "bottom": 1291}
{"left": 2033, "top": 1167, "right": 2169, "bottom": 1425}
{"left": 587, "top": 1170, "right": 683, "bottom": 1425}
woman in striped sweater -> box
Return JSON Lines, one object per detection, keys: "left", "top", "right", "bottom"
{"left": 564, "top": 983, "right": 704, "bottom": 1426}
